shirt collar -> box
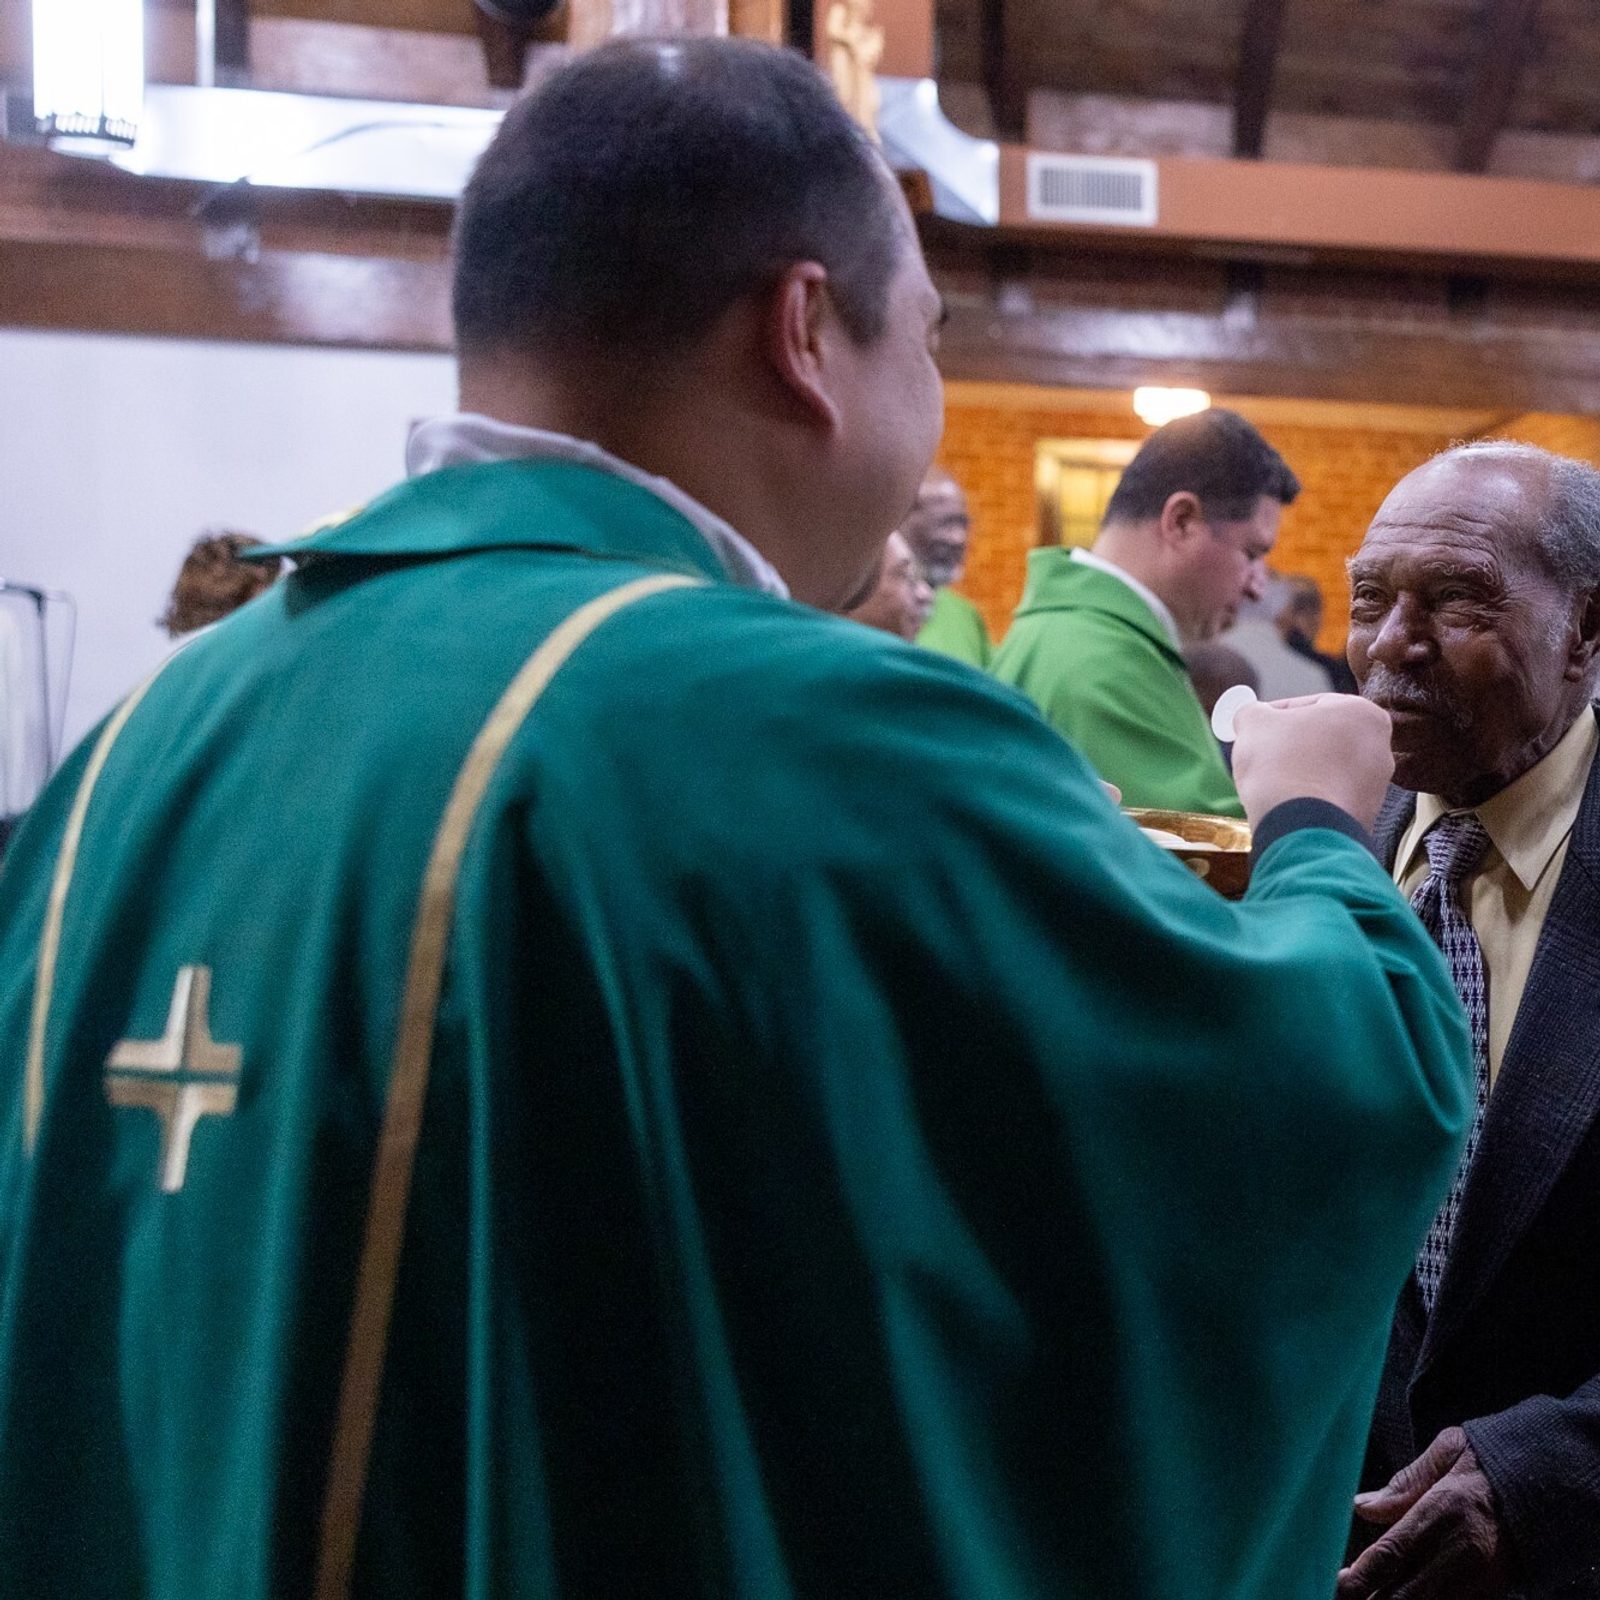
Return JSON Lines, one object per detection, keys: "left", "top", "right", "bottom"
{"left": 1068, "top": 547, "right": 1182, "bottom": 648}
{"left": 1399, "top": 708, "right": 1599, "bottom": 892}
{"left": 405, "top": 413, "right": 789, "bottom": 600}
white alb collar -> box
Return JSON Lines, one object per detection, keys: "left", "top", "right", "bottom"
{"left": 405, "top": 413, "right": 790, "bottom": 600}
{"left": 1068, "top": 547, "right": 1181, "bottom": 648}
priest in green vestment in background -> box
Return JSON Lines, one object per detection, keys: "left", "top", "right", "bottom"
{"left": 0, "top": 40, "right": 1470, "bottom": 1600}
{"left": 992, "top": 410, "right": 1297, "bottom": 817}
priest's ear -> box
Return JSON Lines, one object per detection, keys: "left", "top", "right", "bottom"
{"left": 1157, "top": 490, "right": 1209, "bottom": 549}
{"left": 762, "top": 261, "right": 845, "bottom": 435}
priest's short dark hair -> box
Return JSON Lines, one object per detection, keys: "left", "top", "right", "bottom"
{"left": 1106, "top": 409, "right": 1301, "bottom": 526}
{"left": 452, "top": 38, "right": 901, "bottom": 359}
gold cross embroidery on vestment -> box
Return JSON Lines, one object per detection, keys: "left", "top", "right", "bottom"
{"left": 105, "top": 964, "right": 242, "bottom": 1193}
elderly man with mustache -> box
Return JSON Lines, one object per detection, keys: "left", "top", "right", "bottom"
{"left": 1341, "top": 440, "right": 1600, "bottom": 1600}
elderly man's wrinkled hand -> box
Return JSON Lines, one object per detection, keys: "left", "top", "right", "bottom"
{"left": 1336, "top": 1428, "right": 1516, "bottom": 1600}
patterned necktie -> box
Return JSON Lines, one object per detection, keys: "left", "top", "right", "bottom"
{"left": 1410, "top": 810, "right": 1494, "bottom": 1313}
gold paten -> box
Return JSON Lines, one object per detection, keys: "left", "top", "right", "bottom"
{"left": 826, "top": 0, "right": 884, "bottom": 141}
{"left": 1126, "top": 806, "right": 1254, "bottom": 899}
{"left": 105, "top": 965, "right": 242, "bottom": 1194}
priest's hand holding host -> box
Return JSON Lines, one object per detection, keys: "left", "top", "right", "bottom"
{"left": 1230, "top": 691, "right": 1397, "bottom": 831}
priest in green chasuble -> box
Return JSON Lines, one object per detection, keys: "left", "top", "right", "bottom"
{"left": 0, "top": 39, "right": 1470, "bottom": 1600}
{"left": 992, "top": 410, "right": 1298, "bottom": 817}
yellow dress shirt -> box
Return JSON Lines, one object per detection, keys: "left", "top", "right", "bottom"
{"left": 1395, "top": 709, "right": 1598, "bottom": 1086}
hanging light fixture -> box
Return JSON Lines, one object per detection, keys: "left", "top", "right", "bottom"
{"left": 31, "top": 0, "right": 145, "bottom": 151}
{"left": 1132, "top": 386, "right": 1211, "bottom": 428}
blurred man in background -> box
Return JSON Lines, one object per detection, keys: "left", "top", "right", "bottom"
{"left": 1281, "top": 574, "right": 1358, "bottom": 693}
{"left": 901, "top": 467, "right": 992, "bottom": 666}
{"left": 1185, "top": 639, "right": 1260, "bottom": 722}
{"left": 993, "top": 409, "right": 1298, "bottom": 816}
{"left": 1221, "top": 574, "right": 1334, "bottom": 700}
{"left": 843, "top": 528, "right": 933, "bottom": 640}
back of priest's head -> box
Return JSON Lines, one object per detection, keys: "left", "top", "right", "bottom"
{"left": 452, "top": 38, "right": 901, "bottom": 366}
{"left": 447, "top": 38, "right": 947, "bottom": 614}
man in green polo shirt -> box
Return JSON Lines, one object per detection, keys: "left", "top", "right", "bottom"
{"left": 0, "top": 40, "right": 1468, "bottom": 1600}
{"left": 992, "top": 409, "right": 1298, "bottom": 816}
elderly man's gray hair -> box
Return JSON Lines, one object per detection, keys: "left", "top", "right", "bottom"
{"left": 1437, "top": 440, "right": 1600, "bottom": 593}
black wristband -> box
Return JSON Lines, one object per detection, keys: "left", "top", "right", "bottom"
{"left": 1251, "top": 797, "right": 1377, "bottom": 868}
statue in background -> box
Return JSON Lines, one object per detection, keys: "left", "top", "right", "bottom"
{"left": 826, "top": 0, "right": 882, "bottom": 141}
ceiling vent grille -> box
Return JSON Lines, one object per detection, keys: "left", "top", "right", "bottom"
{"left": 1026, "top": 153, "right": 1158, "bottom": 227}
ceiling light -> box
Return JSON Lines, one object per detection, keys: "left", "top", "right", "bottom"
{"left": 31, "top": 0, "right": 144, "bottom": 152}
{"left": 1133, "top": 386, "right": 1211, "bottom": 427}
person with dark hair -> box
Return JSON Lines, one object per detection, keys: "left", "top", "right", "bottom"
{"left": 993, "top": 407, "right": 1300, "bottom": 815}
{"left": 1223, "top": 573, "right": 1335, "bottom": 700}
{"left": 1279, "top": 573, "right": 1360, "bottom": 693}
{"left": 160, "top": 531, "right": 282, "bottom": 637}
{"left": 0, "top": 40, "right": 1471, "bottom": 1600}
{"left": 1184, "top": 638, "right": 1260, "bottom": 721}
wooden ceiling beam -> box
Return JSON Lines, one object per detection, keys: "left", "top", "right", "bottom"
{"left": 248, "top": 0, "right": 476, "bottom": 34}
{"left": 1232, "top": 0, "right": 1288, "bottom": 158}
{"left": 16, "top": 220, "right": 1600, "bottom": 418}
{"left": 933, "top": 283, "right": 1600, "bottom": 415}
{"left": 1456, "top": 0, "right": 1542, "bottom": 173}
{"left": 995, "top": 145, "right": 1600, "bottom": 279}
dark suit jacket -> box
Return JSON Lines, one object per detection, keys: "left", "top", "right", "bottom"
{"left": 1364, "top": 705, "right": 1600, "bottom": 1598}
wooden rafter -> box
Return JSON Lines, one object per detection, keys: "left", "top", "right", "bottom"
{"left": 1232, "top": 0, "right": 1288, "bottom": 159}
{"left": 249, "top": 0, "right": 475, "bottom": 31}
{"left": 979, "top": 0, "right": 1027, "bottom": 142}
{"left": 1456, "top": 0, "right": 1542, "bottom": 173}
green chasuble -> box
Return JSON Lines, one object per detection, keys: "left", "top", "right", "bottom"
{"left": 993, "top": 549, "right": 1243, "bottom": 817}
{"left": 0, "top": 457, "right": 1470, "bottom": 1600}
{"left": 917, "top": 584, "right": 992, "bottom": 668}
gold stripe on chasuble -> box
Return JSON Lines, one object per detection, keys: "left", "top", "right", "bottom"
{"left": 24, "top": 655, "right": 181, "bottom": 1151}
{"left": 314, "top": 571, "right": 702, "bottom": 1600}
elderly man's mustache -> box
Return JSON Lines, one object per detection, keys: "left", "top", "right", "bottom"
{"left": 1361, "top": 665, "right": 1473, "bottom": 731}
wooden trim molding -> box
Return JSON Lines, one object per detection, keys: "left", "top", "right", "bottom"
{"left": 935, "top": 289, "right": 1600, "bottom": 415}
{"left": 997, "top": 145, "right": 1600, "bottom": 277}
{"left": 14, "top": 225, "right": 1600, "bottom": 418}
{"left": 0, "top": 237, "right": 452, "bottom": 349}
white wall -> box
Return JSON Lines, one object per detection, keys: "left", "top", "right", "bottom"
{"left": 0, "top": 330, "right": 456, "bottom": 750}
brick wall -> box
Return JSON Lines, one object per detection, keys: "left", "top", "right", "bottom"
{"left": 1241, "top": 423, "right": 1459, "bottom": 650}
{"left": 1489, "top": 412, "right": 1600, "bottom": 462}
{"left": 938, "top": 398, "right": 1145, "bottom": 643}
{"left": 939, "top": 396, "right": 1467, "bottom": 652}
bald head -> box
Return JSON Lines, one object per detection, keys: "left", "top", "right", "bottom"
{"left": 1374, "top": 449, "right": 1554, "bottom": 576}
{"left": 1346, "top": 443, "right": 1600, "bottom": 804}
{"left": 1386, "top": 443, "right": 1600, "bottom": 590}
{"left": 901, "top": 469, "right": 970, "bottom": 587}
